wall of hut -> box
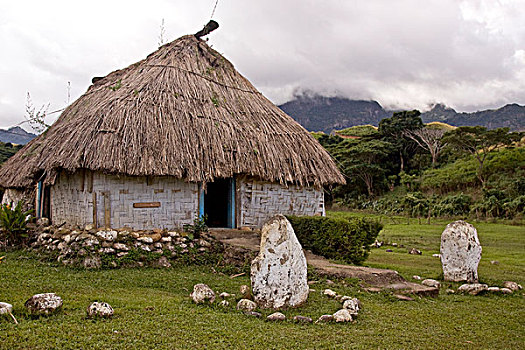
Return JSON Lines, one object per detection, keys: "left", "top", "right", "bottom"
{"left": 237, "top": 176, "right": 324, "bottom": 228}
{"left": 51, "top": 171, "right": 199, "bottom": 230}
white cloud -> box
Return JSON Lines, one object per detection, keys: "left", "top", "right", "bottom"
{"left": 1, "top": 0, "right": 524, "bottom": 129}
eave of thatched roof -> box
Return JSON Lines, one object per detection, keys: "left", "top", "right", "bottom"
{"left": 0, "top": 35, "right": 345, "bottom": 189}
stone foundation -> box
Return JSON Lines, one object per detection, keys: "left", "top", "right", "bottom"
{"left": 29, "top": 225, "right": 221, "bottom": 269}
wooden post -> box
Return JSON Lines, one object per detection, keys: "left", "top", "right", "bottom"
{"left": 92, "top": 192, "right": 97, "bottom": 228}
{"left": 103, "top": 192, "right": 111, "bottom": 228}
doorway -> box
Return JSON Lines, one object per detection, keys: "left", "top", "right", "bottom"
{"left": 202, "top": 178, "right": 235, "bottom": 228}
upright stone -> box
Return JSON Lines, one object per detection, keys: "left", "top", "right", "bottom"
{"left": 250, "top": 215, "right": 309, "bottom": 309}
{"left": 440, "top": 220, "right": 482, "bottom": 282}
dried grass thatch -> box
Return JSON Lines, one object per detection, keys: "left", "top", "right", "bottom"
{"left": 0, "top": 35, "right": 345, "bottom": 189}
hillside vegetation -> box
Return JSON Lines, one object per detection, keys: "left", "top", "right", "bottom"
{"left": 316, "top": 110, "right": 525, "bottom": 220}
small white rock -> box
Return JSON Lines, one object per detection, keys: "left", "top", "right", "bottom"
{"left": 236, "top": 299, "right": 257, "bottom": 312}
{"left": 342, "top": 298, "right": 360, "bottom": 316}
{"left": 267, "top": 312, "right": 286, "bottom": 321}
{"left": 500, "top": 288, "right": 513, "bottom": 294}
{"left": 502, "top": 281, "right": 521, "bottom": 292}
{"left": 333, "top": 309, "right": 353, "bottom": 323}
{"left": 219, "top": 292, "right": 231, "bottom": 299}
{"left": 487, "top": 287, "right": 500, "bottom": 293}
{"left": 0, "top": 302, "right": 13, "bottom": 314}
{"left": 138, "top": 236, "right": 154, "bottom": 244}
{"left": 86, "top": 302, "right": 114, "bottom": 318}
{"left": 190, "top": 284, "right": 216, "bottom": 304}
{"left": 96, "top": 230, "right": 118, "bottom": 242}
{"left": 421, "top": 279, "right": 441, "bottom": 289}
{"left": 412, "top": 275, "right": 422, "bottom": 280}
{"left": 323, "top": 289, "right": 337, "bottom": 298}
{"left": 457, "top": 283, "right": 488, "bottom": 295}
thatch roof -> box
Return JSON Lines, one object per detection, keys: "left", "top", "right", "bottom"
{"left": 0, "top": 34, "right": 345, "bottom": 189}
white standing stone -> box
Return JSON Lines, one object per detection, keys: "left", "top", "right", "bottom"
{"left": 440, "top": 221, "right": 482, "bottom": 282}
{"left": 250, "top": 215, "right": 309, "bottom": 309}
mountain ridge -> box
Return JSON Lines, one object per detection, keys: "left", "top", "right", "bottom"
{"left": 278, "top": 95, "right": 525, "bottom": 132}
{"left": 0, "top": 126, "right": 37, "bottom": 144}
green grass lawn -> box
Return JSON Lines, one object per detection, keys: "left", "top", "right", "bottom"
{"left": 1, "top": 213, "right": 524, "bottom": 349}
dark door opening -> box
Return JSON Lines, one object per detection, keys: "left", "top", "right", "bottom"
{"left": 204, "top": 178, "right": 232, "bottom": 228}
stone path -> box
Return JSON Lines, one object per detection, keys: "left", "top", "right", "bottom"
{"left": 210, "top": 229, "right": 438, "bottom": 297}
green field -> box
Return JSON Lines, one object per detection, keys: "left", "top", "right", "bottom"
{"left": 1, "top": 213, "right": 524, "bottom": 349}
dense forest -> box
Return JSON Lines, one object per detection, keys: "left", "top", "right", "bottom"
{"left": 314, "top": 110, "right": 525, "bottom": 220}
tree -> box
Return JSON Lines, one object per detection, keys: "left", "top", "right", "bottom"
{"left": 378, "top": 110, "right": 423, "bottom": 172}
{"left": 403, "top": 126, "right": 446, "bottom": 167}
{"left": 442, "top": 126, "right": 521, "bottom": 186}
{"left": 337, "top": 139, "right": 392, "bottom": 197}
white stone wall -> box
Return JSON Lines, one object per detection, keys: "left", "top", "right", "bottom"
{"left": 238, "top": 176, "right": 324, "bottom": 228}
{"left": 51, "top": 171, "right": 198, "bottom": 230}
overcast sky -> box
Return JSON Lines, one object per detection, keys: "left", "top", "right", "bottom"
{"left": 1, "top": 0, "right": 524, "bottom": 130}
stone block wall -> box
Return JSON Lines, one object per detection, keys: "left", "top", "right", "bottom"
{"left": 51, "top": 171, "right": 198, "bottom": 230}
{"left": 238, "top": 176, "right": 324, "bottom": 228}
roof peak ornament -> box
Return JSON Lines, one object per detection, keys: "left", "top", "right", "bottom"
{"left": 194, "top": 20, "right": 219, "bottom": 39}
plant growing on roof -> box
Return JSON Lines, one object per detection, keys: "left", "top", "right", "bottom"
{"left": 108, "top": 79, "right": 122, "bottom": 91}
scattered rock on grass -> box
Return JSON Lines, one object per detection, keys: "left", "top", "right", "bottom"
{"left": 293, "top": 315, "right": 313, "bottom": 323}
{"left": 316, "top": 314, "right": 334, "bottom": 323}
{"left": 267, "top": 312, "right": 286, "bottom": 321}
{"left": 190, "top": 284, "right": 215, "bottom": 304}
{"left": 412, "top": 275, "right": 422, "bottom": 280}
{"left": 386, "top": 249, "right": 393, "bottom": 253}
{"left": 421, "top": 279, "right": 440, "bottom": 289}
{"left": 0, "top": 302, "right": 18, "bottom": 324}
{"left": 237, "top": 299, "right": 257, "bottom": 312}
{"left": 25, "top": 293, "right": 63, "bottom": 315}
{"left": 457, "top": 283, "right": 488, "bottom": 295}
{"left": 500, "top": 288, "right": 512, "bottom": 294}
{"left": 502, "top": 281, "right": 522, "bottom": 292}
{"left": 487, "top": 287, "right": 501, "bottom": 293}
{"left": 219, "top": 300, "right": 229, "bottom": 307}
{"left": 333, "top": 309, "right": 353, "bottom": 323}
{"left": 86, "top": 302, "right": 114, "bottom": 318}
{"left": 245, "top": 311, "right": 262, "bottom": 318}
{"left": 394, "top": 294, "right": 414, "bottom": 301}
{"left": 409, "top": 248, "right": 422, "bottom": 255}
{"left": 323, "top": 289, "right": 337, "bottom": 298}
{"left": 239, "top": 285, "right": 252, "bottom": 300}
{"left": 219, "top": 292, "right": 231, "bottom": 299}
{"left": 342, "top": 298, "right": 360, "bottom": 316}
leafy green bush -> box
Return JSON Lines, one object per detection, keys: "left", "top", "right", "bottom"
{"left": 433, "top": 193, "right": 472, "bottom": 217}
{"left": 0, "top": 201, "right": 33, "bottom": 246}
{"left": 287, "top": 215, "right": 382, "bottom": 265}
{"left": 183, "top": 215, "right": 208, "bottom": 239}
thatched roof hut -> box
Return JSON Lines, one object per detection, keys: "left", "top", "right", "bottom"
{"left": 0, "top": 35, "right": 343, "bottom": 188}
{"left": 0, "top": 33, "right": 344, "bottom": 229}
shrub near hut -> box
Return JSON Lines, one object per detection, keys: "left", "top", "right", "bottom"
{"left": 287, "top": 216, "right": 382, "bottom": 264}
